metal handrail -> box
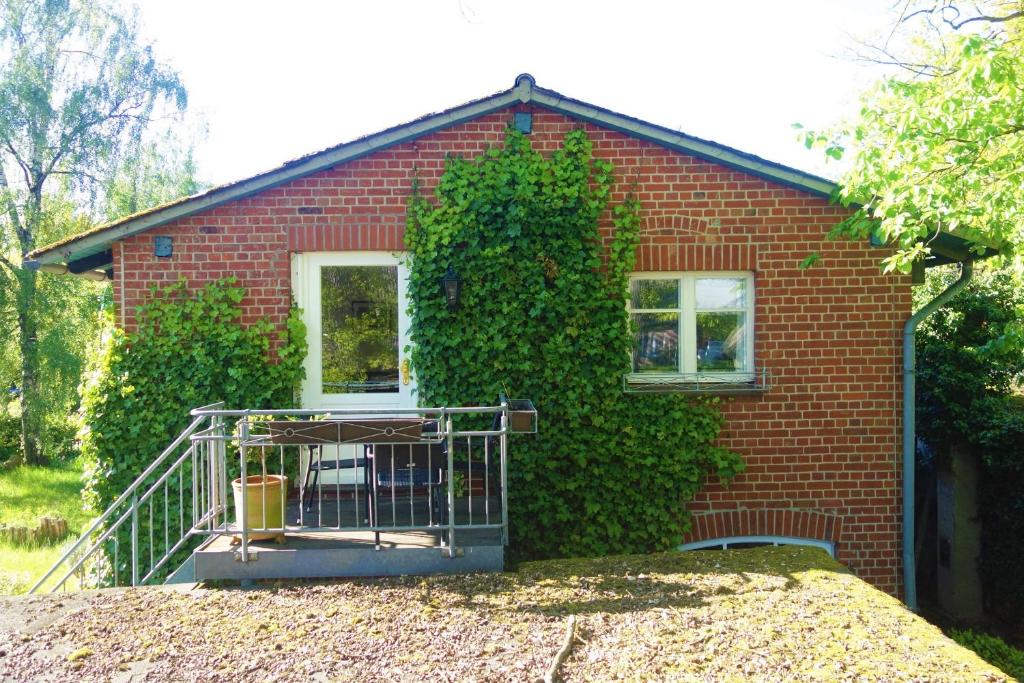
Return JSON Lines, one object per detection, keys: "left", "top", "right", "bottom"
{"left": 189, "top": 405, "right": 506, "bottom": 417}
{"left": 42, "top": 444, "right": 197, "bottom": 592}
{"left": 29, "top": 402, "right": 224, "bottom": 593}
{"left": 31, "top": 398, "right": 528, "bottom": 592}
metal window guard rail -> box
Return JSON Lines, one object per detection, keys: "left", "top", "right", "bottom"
{"left": 622, "top": 368, "right": 771, "bottom": 394}
{"left": 30, "top": 397, "right": 535, "bottom": 593}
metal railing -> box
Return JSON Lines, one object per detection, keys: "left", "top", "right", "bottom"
{"left": 189, "top": 401, "right": 524, "bottom": 563}
{"left": 29, "top": 402, "right": 227, "bottom": 593}
{"left": 622, "top": 368, "right": 771, "bottom": 393}
{"left": 30, "top": 398, "right": 532, "bottom": 592}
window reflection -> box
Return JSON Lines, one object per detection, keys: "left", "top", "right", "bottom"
{"left": 696, "top": 311, "right": 747, "bottom": 371}
{"left": 321, "top": 266, "right": 399, "bottom": 393}
{"left": 632, "top": 312, "right": 679, "bottom": 373}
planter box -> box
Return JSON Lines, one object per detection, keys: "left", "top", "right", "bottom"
{"left": 261, "top": 419, "right": 427, "bottom": 445}
{"left": 506, "top": 399, "right": 537, "bottom": 434}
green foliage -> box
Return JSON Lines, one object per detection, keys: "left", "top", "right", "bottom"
{"left": 916, "top": 267, "right": 1024, "bottom": 446}
{"left": 804, "top": 10, "right": 1024, "bottom": 273}
{"left": 949, "top": 628, "right": 1024, "bottom": 681}
{"left": 102, "top": 128, "right": 206, "bottom": 221}
{"left": 406, "top": 128, "right": 742, "bottom": 559}
{"left": 78, "top": 278, "right": 306, "bottom": 581}
{"left": 0, "top": 0, "right": 188, "bottom": 465}
{"left": 916, "top": 265, "right": 1024, "bottom": 624}
{"left": 0, "top": 457, "right": 89, "bottom": 534}
{"left": 0, "top": 0, "right": 187, "bottom": 197}
{"left": 0, "top": 403, "right": 19, "bottom": 463}
{"left": 0, "top": 199, "right": 109, "bottom": 464}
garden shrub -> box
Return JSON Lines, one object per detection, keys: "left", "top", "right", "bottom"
{"left": 0, "top": 409, "right": 19, "bottom": 464}
{"left": 406, "top": 128, "right": 743, "bottom": 559}
{"left": 949, "top": 628, "right": 1024, "bottom": 681}
{"left": 916, "top": 268, "right": 1024, "bottom": 624}
{"left": 79, "top": 277, "right": 305, "bottom": 583}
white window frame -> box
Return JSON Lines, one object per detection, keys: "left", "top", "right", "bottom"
{"left": 627, "top": 271, "right": 755, "bottom": 383}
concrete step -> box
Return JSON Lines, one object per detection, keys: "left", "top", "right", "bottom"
{"left": 192, "top": 530, "right": 503, "bottom": 581}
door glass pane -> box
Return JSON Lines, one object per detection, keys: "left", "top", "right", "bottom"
{"left": 632, "top": 313, "right": 679, "bottom": 373}
{"left": 631, "top": 279, "right": 679, "bottom": 309}
{"left": 696, "top": 277, "right": 746, "bottom": 310}
{"left": 321, "top": 266, "right": 399, "bottom": 393}
{"left": 696, "top": 311, "right": 748, "bottom": 372}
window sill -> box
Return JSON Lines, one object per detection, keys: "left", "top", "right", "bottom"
{"left": 623, "top": 370, "right": 770, "bottom": 395}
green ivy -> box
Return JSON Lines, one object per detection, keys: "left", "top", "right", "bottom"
{"left": 78, "top": 277, "right": 306, "bottom": 583}
{"left": 406, "top": 128, "right": 743, "bottom": 559}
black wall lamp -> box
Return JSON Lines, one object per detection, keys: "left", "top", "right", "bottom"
{"left": 440, "top": 266, "right": 462, "bottom": 311}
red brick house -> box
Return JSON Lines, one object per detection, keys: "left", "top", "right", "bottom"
{"left": 29, "top": 74, "right": 984, "bottom": 598}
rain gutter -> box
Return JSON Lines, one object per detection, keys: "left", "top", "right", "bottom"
{"left": 902, "top": 259, "right": 973, "bottom": 611}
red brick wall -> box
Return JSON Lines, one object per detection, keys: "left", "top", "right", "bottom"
{"left": 113, "top": 106, "right": 910, "bottom": 595}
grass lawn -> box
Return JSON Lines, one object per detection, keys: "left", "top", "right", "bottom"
{"left": 0, "top": 458, "right": 91, "bottom": 529}
{"left": 0, "top": 546, "right": 1013, "bottom": 681}
{"left": 0, "top": 459, "right": 92, "bottom": 595}
{"left": 0, "top": 541, "right": 82, "bottom": 595}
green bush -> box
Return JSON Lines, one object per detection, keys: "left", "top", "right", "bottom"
{"left": 916, "top": 268, "right": 1024, "bottom": 623}
{"left": 79, "top": 277, "right": 305, "bottom": 583}
{"left": 949, "top": 628, "right": 1024, "bottom": 681}
{"left": 0, "top": 408, "right": 19, "bottom": 464}
{"left": 406, "top": 128, "right": 743, "bottom": 559}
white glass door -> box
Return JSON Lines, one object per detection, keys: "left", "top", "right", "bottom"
{"left": 293, "top": 252, "right": 416, "bottom": 410}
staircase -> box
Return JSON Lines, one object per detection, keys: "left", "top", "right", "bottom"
{"left": 30, "top": 399, "right": 531, "bottom": 592}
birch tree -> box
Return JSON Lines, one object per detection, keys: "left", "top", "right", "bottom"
{"left": 0, "top": 0, "right": 185, "bottom": 465}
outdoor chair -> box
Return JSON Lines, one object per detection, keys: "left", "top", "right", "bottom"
{"left": 366, "top": 437, "right": 446, "bottom": 528}
{"left": 300, "top": 445, "right": 369, "bottom": 513}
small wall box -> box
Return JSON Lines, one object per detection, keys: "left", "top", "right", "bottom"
{"left": 507, "top": 399, "right": 537, "bottom": 433}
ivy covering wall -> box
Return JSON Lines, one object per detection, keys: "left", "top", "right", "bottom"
{"left": 79, "top": 278, "right": 306, "bottom": 582}
{"left": 406, "top": 129, "right": 743, "bottom": 559}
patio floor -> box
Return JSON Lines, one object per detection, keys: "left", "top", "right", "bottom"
{"left": 190, "top": 493, "right": 504, "bottom": 582}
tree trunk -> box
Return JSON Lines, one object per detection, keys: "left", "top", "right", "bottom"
{"left": 5, "top": 161, "right": 46, "bottom": 467}
{"left": 17, "top": 266, "right": 44, "bottom": 466}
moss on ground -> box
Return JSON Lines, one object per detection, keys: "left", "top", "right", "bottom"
{"left": 0, "top": 546, "right": 1011, "bottom": 682}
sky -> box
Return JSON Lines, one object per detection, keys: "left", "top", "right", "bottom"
{"left": 128, "top": 0, "right": 900, "bottom": 187}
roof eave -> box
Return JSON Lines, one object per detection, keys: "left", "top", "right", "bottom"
{"left": 527, "top": 87, "right": 837, "bottom": 198}
{"left": 30, "top": 85, "right": 530, "bottom": 265}
{"left": 28, "top": 74, "right": 842, "bottom": 265}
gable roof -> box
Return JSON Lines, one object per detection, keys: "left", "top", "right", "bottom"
{"left": 28, "top": 74, "right": 839, "bottom": 271}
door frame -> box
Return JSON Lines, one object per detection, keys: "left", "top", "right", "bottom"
{"left": 292, "top": 251, "right": 415, "bottom": 410}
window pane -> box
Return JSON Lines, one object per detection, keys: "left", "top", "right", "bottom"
{"left": 321, "top": 265, "right": 399, "bottom": 393}
{"left": 696, "top": 277, "right": 746, "bottom": 310}
{"left": 696, "top": 312, "right": 748, "bottom": 372}
{"left": 631, "top": 279, "right": 679, "bottom": 309}
{"left": 632, "top": 313, "right": 679, "bottom": 373}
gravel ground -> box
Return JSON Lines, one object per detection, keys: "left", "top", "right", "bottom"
{"left": 0, "top": 546, "right": 1010, "bottom": 682}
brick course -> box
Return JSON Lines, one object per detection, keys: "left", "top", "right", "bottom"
{"left": 113, "top": 105, "right": 910, "bottom": 596}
